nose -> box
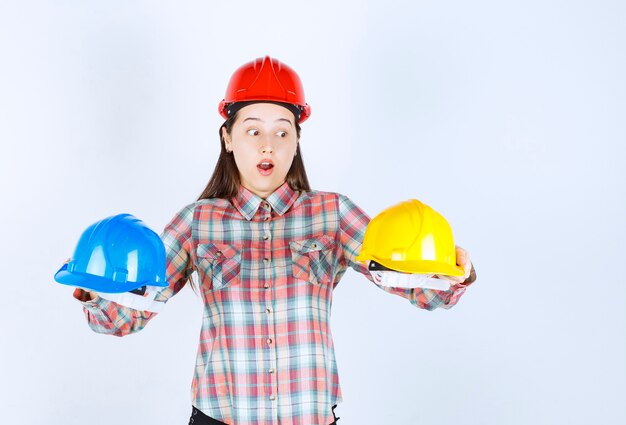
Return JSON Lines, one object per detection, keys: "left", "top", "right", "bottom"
{"left": 260, "top": 141, "right": 273, "bottom": 154}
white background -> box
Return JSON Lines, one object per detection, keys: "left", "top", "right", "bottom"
{"left": 1, "top": 1, "right": 624, "bottom": 424}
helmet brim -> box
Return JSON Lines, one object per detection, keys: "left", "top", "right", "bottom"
{"left": 355, "top": 255, "right": 465, "bottom": 277}
{"left": 219, "top": 99, "right": 310, "bottom": 123}
{"left": 54, "top": 264, "right": 168, "bottom": 294}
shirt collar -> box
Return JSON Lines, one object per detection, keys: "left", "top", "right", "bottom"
{"left": 231, "top": 181, "right": 300, "bottom": 221}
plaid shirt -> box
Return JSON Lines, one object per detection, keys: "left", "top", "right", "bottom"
{"left": 80, "top": 182, "right": 471, "bottom": 425}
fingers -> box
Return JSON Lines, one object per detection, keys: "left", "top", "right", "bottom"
{"left": 73, "top": 288, "right": 96, "bottom": 302}
{"left": 455, "top": 246, "right": 472, "bottom": 280}
{"left": 73, "top": 288, "right": 85, "bottom": 301}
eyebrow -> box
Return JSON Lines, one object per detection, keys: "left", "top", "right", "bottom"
{"left": 242, "top": 117, "right": 293, "bottom": 127}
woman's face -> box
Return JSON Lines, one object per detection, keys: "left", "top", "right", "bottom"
{"left": 223, "top": 102, "right": 299, "bottom": 199}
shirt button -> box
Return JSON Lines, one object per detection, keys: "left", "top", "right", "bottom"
{"left": 266, "top": 338, "right": 273, "bottom": 345}
{"left": 266, "top": 307, "right": 272, "bottom": 314}
{"left": 263, "top": 234, "right": 270, "bottom": 240}
{"left": 264, "top": 283, "right": 270, "bottom": 289}
{"left": 269, "top": 395, "right": 276, "bottom": 400}
{"left": 264, "top": 216, "right": 270, "bottom": 221}
{"left": 263, "top": 257, "right": 270, "bottom": 264}
{"left": 263, "top": 202, "right": 270, "bottom": 209}
{"left": 268, "top": 368, "right": 275, "bottom": 374}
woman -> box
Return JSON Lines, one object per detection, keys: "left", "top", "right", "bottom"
{"left": 74, "top": 56, "right": 475, "bottom": 425}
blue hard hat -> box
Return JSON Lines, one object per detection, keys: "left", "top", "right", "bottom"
{"left": 54, "top": 214, "right": 168, "bottom": 293}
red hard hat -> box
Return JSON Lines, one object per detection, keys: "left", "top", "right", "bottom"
{"left": 218, "top": 55, "right": 311, "bottom": 123}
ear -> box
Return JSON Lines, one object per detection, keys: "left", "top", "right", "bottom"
{"left": 221, "top": 127, "right": 231, "bottom": 151}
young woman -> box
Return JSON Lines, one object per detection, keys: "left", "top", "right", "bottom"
{"left": 74, "top": 56, "right": 475, "bottom": 425}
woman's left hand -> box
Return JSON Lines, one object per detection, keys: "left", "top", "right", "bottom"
{"left": 433, "top": 245, "right": 473, "bottom": 285}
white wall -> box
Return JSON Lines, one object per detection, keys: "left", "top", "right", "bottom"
{"left": 1, "top": 1, "right": 624, "bottom": 424}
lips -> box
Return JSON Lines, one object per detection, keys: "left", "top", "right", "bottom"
{"left": 257, "top": 159, "right": 274, "bottom": 176}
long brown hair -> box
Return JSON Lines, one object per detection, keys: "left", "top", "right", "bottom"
{"left": 197, "top": 109, "right": 311, "bottom": 201}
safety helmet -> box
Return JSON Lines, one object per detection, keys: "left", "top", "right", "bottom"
{"left": 218, "top": 55, "right": 311, "bottom": 123}
{"left": 355, "top": 199, "right": 465, "bottom": 277}
{"left": 54, "top": 214, "right": 168, "bottom": 294}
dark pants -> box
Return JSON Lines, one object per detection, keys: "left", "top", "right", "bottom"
{"left": 189, "top": 405, "right": 340, "bottom": 425}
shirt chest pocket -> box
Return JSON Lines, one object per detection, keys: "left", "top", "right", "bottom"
{"left": 289, "top": 235, "right": 337, "bottom": 286}
{"left": 196, "top": 243, "right": 242, "bottom": 291}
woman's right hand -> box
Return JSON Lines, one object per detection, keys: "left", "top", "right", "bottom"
{"left": 64, "top": 258, "right": 97, "bottom": 302}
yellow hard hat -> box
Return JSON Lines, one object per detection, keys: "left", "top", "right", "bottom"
{"left": 355, "top": 199, "right": 464, "bottom": 276}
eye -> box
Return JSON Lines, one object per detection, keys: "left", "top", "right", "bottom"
{"left": 247, "top": 129, "right": 260, "bottom": 136}
{"left": 276, "top": 131, "right": 288, "bottom": 138}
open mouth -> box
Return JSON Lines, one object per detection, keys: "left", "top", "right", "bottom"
{"left": 257, "top": 160, "right": 274, "bottom": 175}
{"left": 257, "top": 162, "right": 274, "bottom": 170}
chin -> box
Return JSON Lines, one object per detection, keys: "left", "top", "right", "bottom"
{"left": 243, "top": 172, "right": 288, "bottom": 195}
{"left": 244, "top": 180, "right": 275, "bottom": 193}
